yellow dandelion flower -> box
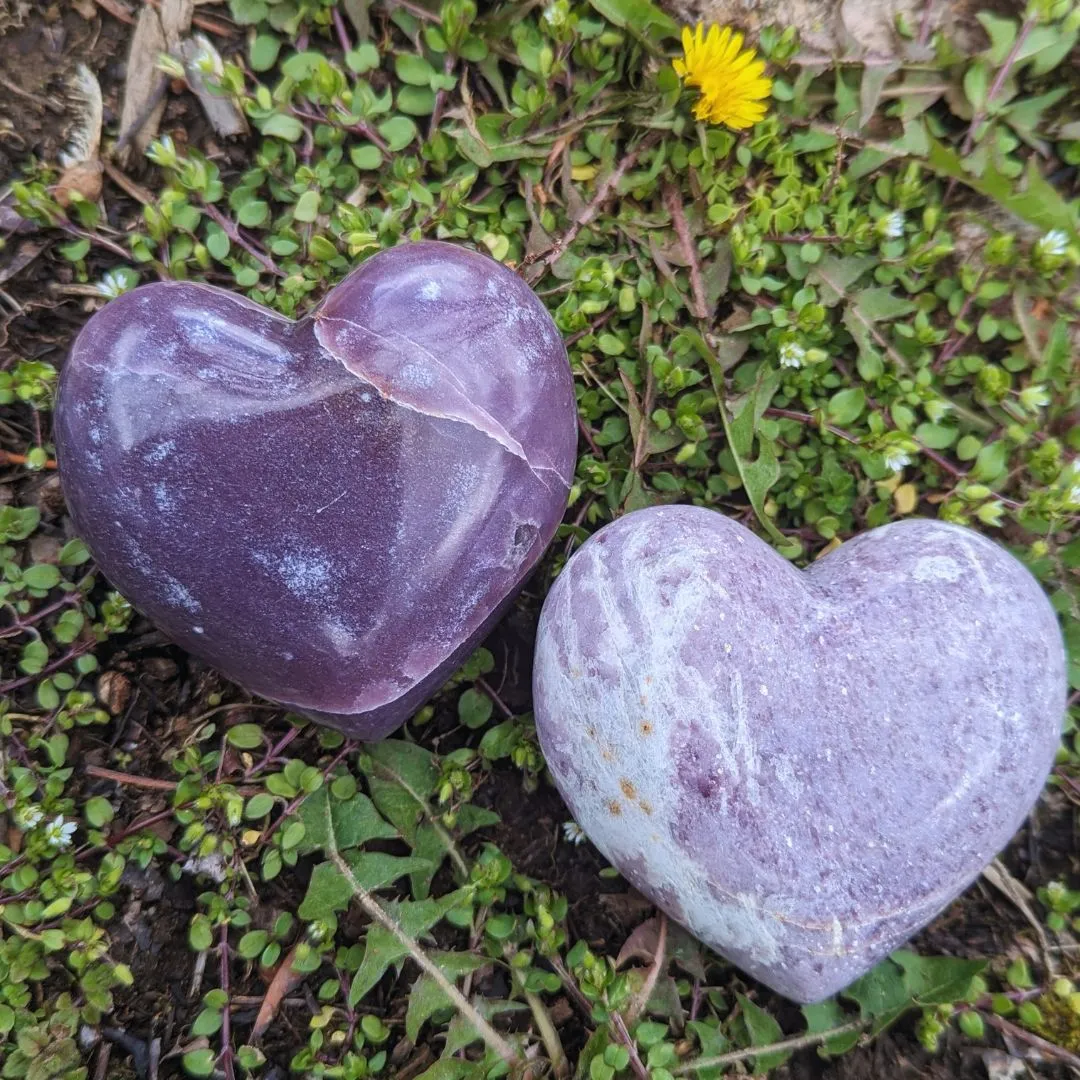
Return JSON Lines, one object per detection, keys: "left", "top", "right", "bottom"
{"left": 673, "top": 23, "right": 772, "bottom": 130}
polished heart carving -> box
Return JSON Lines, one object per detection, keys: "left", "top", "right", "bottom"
{"left": 533, "top": 505, "right": 1065, "bottom": 1002}
{"left": 56, "top": 241, "right": 577, "bottom": 740}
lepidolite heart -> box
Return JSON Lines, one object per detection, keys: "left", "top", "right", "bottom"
{"left": 56, "top": 241, "right": 576, "bottom": 740}
{"left": 533, "top": 506, "right": 1066, "bottom": 1002}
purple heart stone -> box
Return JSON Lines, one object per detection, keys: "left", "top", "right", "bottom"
{"left": 56, "top": 241, "right": 577, "bottom": 740}
{"left": 533, "top": 505, "right": 1066, "bottom": 1002}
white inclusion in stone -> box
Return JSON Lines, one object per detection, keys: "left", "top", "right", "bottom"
{"left": 418, "top": 280, "right": 441, "bottom": 301}
{"left": 163, "top": 577, "right": 201, "bottom": 613}
{"left": 152, "top": 484, "right": 173, "bottom": 513}
{"left": 144, "top": 439, "right": 176, "bottom": 463}
{"left": 255, "top": 547, "right": 334, "bottom": 598}
{"left": 193, "top": 626, "right": 205, "bottom": 634}
{"left": 399, "top": 360, "right": 436, "bottom": 389}
{"left": 913, "top": 554, "right": 962, "bottom": 583}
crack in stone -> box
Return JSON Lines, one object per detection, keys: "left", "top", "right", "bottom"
{"left": 313, "top": 312, "right": 569, "bottom": 497}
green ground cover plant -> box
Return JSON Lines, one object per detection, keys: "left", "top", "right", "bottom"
{"left": 1, "top": 0, "right": 1079, "bottom": 1076}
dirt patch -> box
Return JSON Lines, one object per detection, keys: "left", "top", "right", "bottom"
{"left": 0, "top": 5, "right": 127, "bottom": 179}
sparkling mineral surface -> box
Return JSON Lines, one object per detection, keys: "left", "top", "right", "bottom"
{"left": 533, "top": 505, "right": 1066, "bottom": 1002}
{"left": 56, "top": 241, "right": 577, "bottom": 740}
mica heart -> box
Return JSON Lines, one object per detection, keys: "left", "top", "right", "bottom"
{"left": 56, "top": 241, "right": 577, "bottom": 740}
{"left": 533, "top": 505, "right": 1066, "bottom": 1002}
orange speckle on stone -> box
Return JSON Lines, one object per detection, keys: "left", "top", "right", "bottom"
{"left": 640, "top": 694, "right": 648, "bottom": 705}
{"left": 606, "top": 799, "right": 622, "bottom": 816}
{"left": 644, "top": 675, "right": 653, "bottom": 685}
{"left": 640, "top": 721, "right": 654, "bottom": 736}
{"left": 586, "top": 726, "right": 597, "bottom": 741}
{"left": 602, "top": 749, "right": 615, "bottom": 762}
{"left": 640, "top": 800, "right": 653, "bottom": 815}
{"left": 620, "top": 778, "right": 637, "bottom": 799}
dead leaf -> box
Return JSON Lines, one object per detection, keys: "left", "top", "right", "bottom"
{"left": 617, "top": 915, "right": 662, "bottom": 968}
{"left": 981, "top": 1050, "right": 1027, "bottom": 1080}
{"left": 97, "top": 670, "right": 132, "bottom": 716}
{"left": 0, "top": 240, "right": 45, "bottom": 286}
{"left": 115, "top": 0, "right": 193, "bottom": 163}
{"left": 55, "top": 160, "right": 104, "bottom": 206}
{"left": 179, "top": 34, "right": 247, "bottom": 138}
{"left": 982, "top": 858, "right": 1055, "bottom": 973}
{"left": 251, "top": 941, "right": 307, "bottom": 1042}
{"left": 668, "top": 0, "right": 984, "bottom": 58}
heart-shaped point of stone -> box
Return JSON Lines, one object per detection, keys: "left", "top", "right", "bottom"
{"left": 534, "top": 506, "right": 1066, "bottom": 1002}
{"left": 56, "top": 241, "right": 577, "bottom": 740}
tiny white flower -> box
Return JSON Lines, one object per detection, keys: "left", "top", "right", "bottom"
{"left": 43, "top": 815, "right": 76, "bottom": 850}
{"left": 96, "top": 270, "right": 130, "bottom": 299}
{"left": 562, "top": 821, "right": 586, "bottom": 846}
{"left": 778, "top": 341, "right": 805, "bottom": 368}
{"left": 14, "top": 804, "right": 44, "bottom": 830}
{"left": 883, "top": 447, "right": 911, "bottom": 473}
{"left": 1068, "top": 485, "right": 1080, "bottom": 508}
{"left": 880, "top": 211, "right": 905, "bottom": 239}
{"left": 1038, "top": 230, "right": 1069, "bottom": 258}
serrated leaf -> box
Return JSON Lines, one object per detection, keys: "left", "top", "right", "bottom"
{"left": 854, "top": 288, "right": 917, "bottom": 323}
{"left": 842, "top": 957, "right": 910, "bottom": 1033}
{"left": 348, "top": 892, "right": 465, "bottom": 1005}
{"left": 296, "top": 786, "right": 398, "bottom": 855}
{"left": 453, "top": 804, "right": 500, "bottom": 836}
{"left": 801, "top": 1000, "right": 861, "bottom": 1056}
{"left": 298, "top": 854, "right": 431, "bottom": 920}
{"left": 735, "top": 992, "right": 790, "bottom": 1072}
{"left": 414, "top": 1060, "right": 487, "bottom": 1080}
{"left": 809, "top": 255, "right": 876, "bottom": 306}
{"left": 892, "top": 951, "right": 986, "bottom": 1005}
{"left": 349, "top": 925, "right": 405, "bottom": 1006}
{"left": 1038, "top": 318, "right": 1070, "bottom": 384}
{"left": 361, "top": 741, "right": 438, "bottom": 844}
{"left": 925, "top": 138, "right": 1079, "bottom": 243}
{"left": 443, "top": 999, "right": 528, "bottom": 1055}
{"left": 685, "top": 1020, "right": 729, "bottom": 1080}
{"left": 704, "top": 355, "right": 787, "bottom": 548}
{"left": 405, "top": 953, "right": 489, "bottom": 1041}
{"left": 977, "top": 12, "right": 1016, "bottom": 65}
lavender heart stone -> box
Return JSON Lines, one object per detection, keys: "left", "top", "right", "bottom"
{"left": 534, "top": 506, "right": 1066, "bottom": 1002}
{"left": 56, "top": 241, "right": 576, "bottom": 740}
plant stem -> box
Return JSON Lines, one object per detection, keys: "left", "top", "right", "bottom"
{"left": 521, "top": 131, "right": 661, "bottom": 273}
{"left": 328, "top": 844, "right": 521, "bottom": 1068}
{"left": 663, "top": 184, "right": 707, "bottom": 320}
{"left": 672, "top": 1020, "right": 866, "bottom": 1073}
{"left": 960, "top": 15, "right": 1038, "bottom": 157}
{"left": 84, "top": 765, "right": 178, "bottom": 792}
{"left": 219, "top": 922, "right": 236, "bottom": 1080}
{"left": 509, "top": 958, "right": 568, "bottom": 1078}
